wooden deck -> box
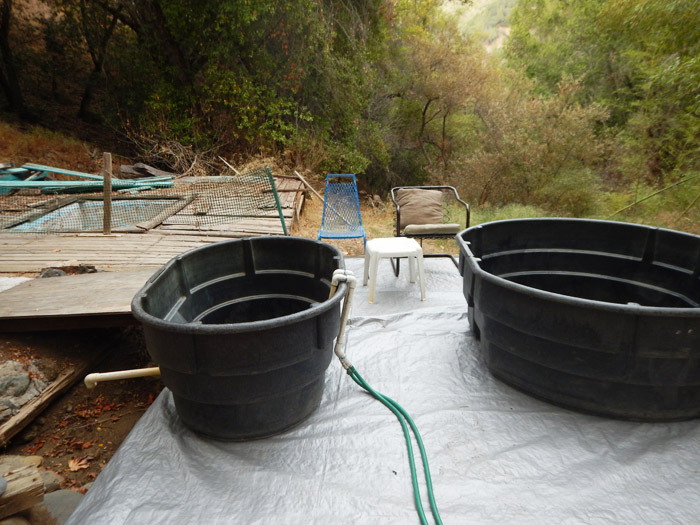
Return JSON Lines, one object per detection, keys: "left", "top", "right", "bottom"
{"left": 0, "top": 176, "right": 306, "bottom": 274}
{"left": 0, "top": 269, "right": 155, "bottom": 330}
{"left": 0, "top": 232, "right": 216, "bottom": 273}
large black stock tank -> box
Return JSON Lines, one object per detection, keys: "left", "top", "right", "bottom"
{"left": 457, "top": 218, "right": 700, "bottom": 421}
{"left": 131, "top": 236, "right": 346, "bottom": 440}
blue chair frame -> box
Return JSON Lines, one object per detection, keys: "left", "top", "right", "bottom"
{"left": 317, "top": 174, "right": 366, "bottom": 248}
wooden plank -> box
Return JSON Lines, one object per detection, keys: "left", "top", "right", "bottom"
{"left": 156, "top": 221, "right": 290, "bottom": 234}
{"left": 0, "top": 331, "right": 114, "bottom": 446}
{"left": 135, "top": 195, "right": 195, "bottom": 231}
{"left": 294, "top": 170, "right": 323, "bottom": 201}
{"left": 159, "top": 217, "right": 287, "bottom": 228}
{"left": 0, "top": 465, "right": 43, "bottom": 519}
{"left": 0, "top": 372, "right": 76, "bottom": 445}
{"left": 168, "top": 203, "right": 293, "bottom": 217}
{"left": 0, "top": 358, "right": 102, "bottom": 445}
{"left": 25, "top": 252, "right": 198, "bottom": 258}
{"left": 0, "top": 270, "right": 156, "bottom": 329}
{"left": 150, "top": 229, "right": 255, "bottom": 238}
{"left": 160, "top": 221, "right": 288, "bottom": 232}
{"left": 0, "top": 238, "right": 206, "bottom": 251}
{"left": 120, "top": 162, "right": 178, "bottom": 178}
{"left": 295, "top": 191, "right": 305, "bottom": 222}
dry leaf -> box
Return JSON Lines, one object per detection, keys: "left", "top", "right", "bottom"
{"left": 51, "top": 249, "right": 61, "bottom": 253}
{"left": 68, "top": 457, "right": 90, "bottom": 471}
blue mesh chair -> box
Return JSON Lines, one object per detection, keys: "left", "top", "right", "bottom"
{"left": 318, "top": 174, "right": 366, "bottom": 248}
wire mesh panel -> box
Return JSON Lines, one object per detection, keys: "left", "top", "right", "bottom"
{"left": 3, "top": 196, "right": 189, "bottom": 233}
{"left": 162, "top": 169, "right": 287, "bottom": 234}
{"left": 0, "top": 167, "right": 287, "bottom": 235}
{"left": 318, "top": 174, "right": 365, "bottom": 245}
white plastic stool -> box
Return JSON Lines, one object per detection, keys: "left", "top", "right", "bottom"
{"left": 363, "top": 237, "right": 426, "bottom": 303}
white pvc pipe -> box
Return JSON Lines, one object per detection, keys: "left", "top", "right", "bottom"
{"left": 84, "top": 270, "right": 355, "bottom": 389}
{"left": 330, "top": 269, "right": 357, "bottom": 370}
{"left": 84, "top": 367, "right": 161, "bottom": 389}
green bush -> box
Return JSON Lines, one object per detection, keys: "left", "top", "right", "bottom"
{"left": 533, "top": 168, "right": 601, "bottom": 216}
{"left": 472, "top": 204, "right": 550, "bottom": 225}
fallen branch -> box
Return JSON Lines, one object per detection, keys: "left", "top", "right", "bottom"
{"left": 218, "top": 156, "right": 241, "bottom": 175}
{"left": 607, "top": 175, "right": 699, "bottom": 218}
{"left": 294, "top": 170, "right": 323, "bottom": 201}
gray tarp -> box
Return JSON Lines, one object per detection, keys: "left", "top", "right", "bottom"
{"left": 68, "top": 258, "right": 700, "bottom": 524}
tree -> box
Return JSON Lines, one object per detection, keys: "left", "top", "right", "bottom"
{"left": 77, "top": 0, "right": 391, "bottom": 173}
{"left": 77, "top": 1, "right": 122, "bottom": 120}
{"left": 599, "top": 0, "right": 700, "bottom": 181}
{"left": 506, "top": 0, "right": 700, "bottom": 186}
{"left": 0, "top": 0, "right": 26, "bottom": 114}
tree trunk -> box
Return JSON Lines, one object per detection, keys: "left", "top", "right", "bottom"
{"left": 97, "top": 0, "right": 195, "bottom": 88}
{"left": 78, "top": 69, "right": 101, "bottom": 120}
{"left": 140, "top": 0, "right": 194, "bottom": 88}
{"left": 0, "top": 0, "right": 26, "bottom": 114}
{"left": 78, "top": 7, "right": 121, "bottom": 120}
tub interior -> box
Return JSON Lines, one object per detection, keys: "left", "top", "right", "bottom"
{"left": 504, "top": 272, "right": 696, "bottom": 307}
{"left": 196, "top": 296, "right": 317, "bottom": 324}
{"left": 465, "top": 219, "right": 700, "bottom": 308}
{"left": 140, "top": 238, "right": 340, "bottom": 324}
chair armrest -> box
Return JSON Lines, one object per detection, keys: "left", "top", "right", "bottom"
{"left": 404, "top": 223, "right": 462, "bottom": 235}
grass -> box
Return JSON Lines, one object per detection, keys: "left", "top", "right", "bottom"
{"left": 470, "top": 203, "right": 549, "bottom": 224}
{"left": 294, "top": 196, "right": 472, "bottom": 257}
{"left": 0, "top": 120, "right": 103, "bottom": 173}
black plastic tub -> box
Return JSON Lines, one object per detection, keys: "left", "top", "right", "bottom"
{"left": 132, "top": 236, "right": 345, "bottom": 440}
{"left": 457, "top": 218, "right": 700, "bottom": 421}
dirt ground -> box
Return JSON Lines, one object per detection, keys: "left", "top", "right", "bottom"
{"left": 1, "top": 327, "right": 162, "bottom": 492}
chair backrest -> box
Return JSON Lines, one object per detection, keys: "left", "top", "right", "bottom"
{"left": 390, "top": 185, "right": 470, "bottom": 236}
{"left": 318, "top": 174, "right": 365, "bottom": 245}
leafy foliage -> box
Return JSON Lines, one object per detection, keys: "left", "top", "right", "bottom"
{"left": 454, "top": 75, "right": 608, "bottom": 214}
{"left": 0, "top": 0, "right": 699, "bottom": 229}
{"left": 506, "top": 0, "right": 700, "bottom": 189}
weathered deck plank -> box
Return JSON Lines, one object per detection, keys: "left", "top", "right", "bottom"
{"left": 0, "top": 233, "right": 211, "bottom": 273}
{"left": 0, "top": 269, "right": 156, "bottom": 329}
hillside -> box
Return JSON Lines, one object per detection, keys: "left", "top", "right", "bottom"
{"left": 442, "top": 0, "right": 516, "bottom": 49}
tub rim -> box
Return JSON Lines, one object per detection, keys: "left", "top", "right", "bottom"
{"left": 456, "top": 218, "right": 700, "bottom": 318}
{"left": 131, "top": 236, "right": 347, "bottom": 334}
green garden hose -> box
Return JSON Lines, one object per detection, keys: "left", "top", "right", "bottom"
{"left": 348, "top": 366, "right": 442, "bottom": 525}
{"left": 330, "top": 269, "right": 442, "bottom": 524}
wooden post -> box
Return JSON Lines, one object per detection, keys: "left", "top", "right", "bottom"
{"left": 103, "top": 152, "right": 112, "bottom": 234}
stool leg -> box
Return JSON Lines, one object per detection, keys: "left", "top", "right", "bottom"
{"left": 368, "top": 253, "right": 380, "bottom": 303}
{"left": 408, "top": 255, "right": 416, "bottom": 283}
{"left": 417, "top": 253, "right": 426, "bottom": 301}
{"left": 363, "top": 251, "right": 370, "bottom": 286}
